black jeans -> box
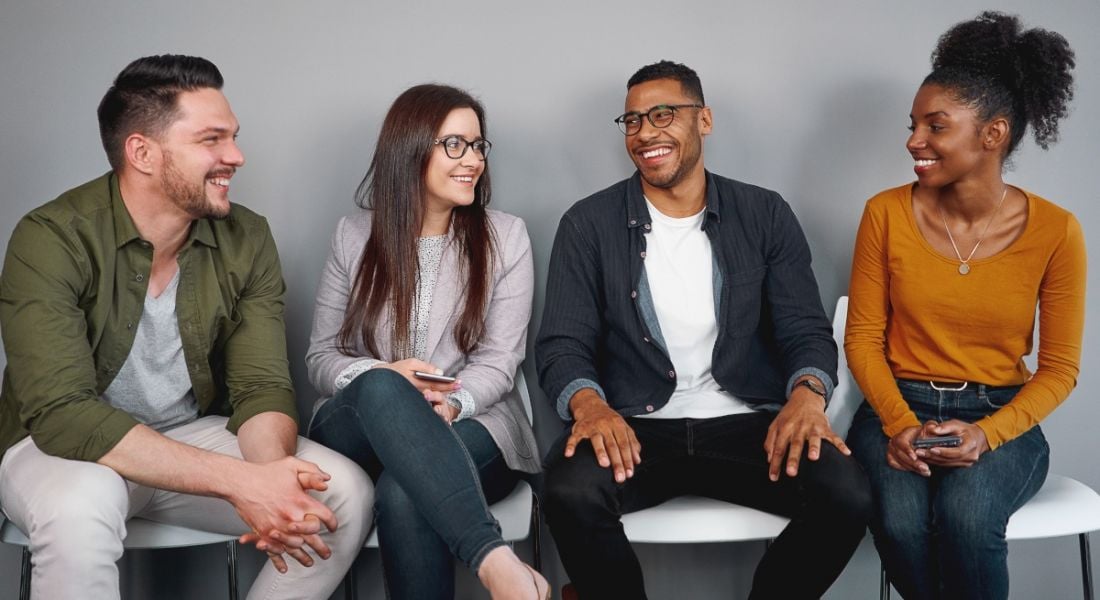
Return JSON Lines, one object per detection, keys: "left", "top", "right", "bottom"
{"left": 543, "top": 412, "right": 871, "bottom": 600}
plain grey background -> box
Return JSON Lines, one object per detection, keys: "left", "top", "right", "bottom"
{"left": 1, "top": 1, "right": 1097, "bottom": 598}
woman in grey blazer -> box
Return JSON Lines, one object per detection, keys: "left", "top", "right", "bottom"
{"left": 306, "top": 84, "right": 546, "bottom": 600}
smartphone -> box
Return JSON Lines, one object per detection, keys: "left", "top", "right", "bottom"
{"left": 412, "top": 370, "right": 457, "bottom": 383}
{"left": 912, "top": 435, "right": 962, "bottom": 449}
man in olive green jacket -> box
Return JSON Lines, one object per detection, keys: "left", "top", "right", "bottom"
{"left": 0, "top": 55, "right": 371, "bottom": 599}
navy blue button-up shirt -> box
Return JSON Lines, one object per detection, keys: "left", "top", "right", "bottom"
{"left": 536, "top": 171, "right": 836, "bottom": 421}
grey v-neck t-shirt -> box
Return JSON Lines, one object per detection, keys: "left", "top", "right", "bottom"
{"left": 100, "top": 269, "right": 199, "bottom": 431}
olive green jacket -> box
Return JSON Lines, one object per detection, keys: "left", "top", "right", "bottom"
{"left": 0, "top": 173, "right": 297, "bottom": 461}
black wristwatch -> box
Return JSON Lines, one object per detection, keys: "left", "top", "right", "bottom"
{"left": 796, "top": 378, "right": 827, "bottom": 400}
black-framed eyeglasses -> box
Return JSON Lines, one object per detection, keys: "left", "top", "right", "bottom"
{"left": 613, "top": 104, "right": 704, "bottom": 136}
{"left": 433, "top": 135, "right": 492, "bottom": 160}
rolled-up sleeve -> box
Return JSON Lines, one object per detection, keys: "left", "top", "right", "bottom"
{"left": 0, "top": 215, "right": 139, "bottom": 461}
{"left": 223, "top": 220, "right": 298, "bottom": 433}
{"left": 763, "top": 196, "right": 838, "bottom": 396}
{"left": 536, "top": 213, "right": 606, "bottom": 421}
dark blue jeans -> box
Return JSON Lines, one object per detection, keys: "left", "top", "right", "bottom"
{"left": 848, "top": 380, "right": 1049, "bottom": 600}
{"left": 308, "top": 368, "right": 519, "bottom": 600}
{"left": 543, "top": 411, "right": 872, "bottom": 600}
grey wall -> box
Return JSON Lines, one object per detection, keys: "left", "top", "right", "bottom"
{"left": 1, "top": 1, "right": 1098, "bottom": 598}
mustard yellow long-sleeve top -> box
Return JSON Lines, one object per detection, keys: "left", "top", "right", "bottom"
{"left": 845, "top": 184, "right": 1086, "bottom": 449}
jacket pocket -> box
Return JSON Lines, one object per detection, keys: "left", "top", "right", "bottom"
{"left": 722, "top": 266, "right": 767, "bottom": 337}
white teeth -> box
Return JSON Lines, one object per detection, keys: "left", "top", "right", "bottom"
{"left": 642, "top": 147, "right": 672, "bottom": 159}
{"left": 451, "top": 176, "right": 473, "bottom": 183}
{"left": 915, "top": 159, "right": 937, "bottom": 167}
{"left": 210, "top": 178, "right": 230, "bottom": 186}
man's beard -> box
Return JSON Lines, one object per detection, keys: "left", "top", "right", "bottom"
{"left": 161, "top": 151, "right": 231, "bottom": 220}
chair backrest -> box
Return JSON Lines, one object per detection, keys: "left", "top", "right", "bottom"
{"left": 826, "top": 296, "right": 860, "bottom": 439}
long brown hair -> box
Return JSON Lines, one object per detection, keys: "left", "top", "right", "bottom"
{"left": 338, "top": 84, "right": 496, "bottom": 358}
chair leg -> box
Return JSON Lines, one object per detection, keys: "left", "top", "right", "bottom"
{"left": 19, "top": 546, "right": 31, "bottom": 600}
{"left": 226, "top": 540, "right": 239, "bottom": 600}
{"left": 531, "top": 493, "right": 543, "bottom": 572}
{"left": 1081, "top": 533, "right": 1094, "bottom": 600}
{"left": 880, "top": 564, "right": 891, "bottom": 600}
{"left": 344, "top": 554, "right": 358, "bottom": 600}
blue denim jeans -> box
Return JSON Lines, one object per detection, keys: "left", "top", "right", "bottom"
{"left": 308, "top": 368, "right": 519, "bottom": 600}
{"left": 848, "top": 380, "right": 1049, "bottom": 600}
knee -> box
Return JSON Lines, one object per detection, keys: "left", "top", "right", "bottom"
{"left": 807, "top": 449, "right": 873, "bottom": 529}
{"left": 345, "top": 368, "right": 412, "bottom": 404}
{"left": 876, "top": 506, "right": 929, "bottom": 547}
{"left": 543, "top": 452, "right": 619, "bottom": 526}
{"left": 936, "top": 508, "right": 1005, "bottom": 552}
{"left": 27, "top": 469, "right": 128, "bottom": 558}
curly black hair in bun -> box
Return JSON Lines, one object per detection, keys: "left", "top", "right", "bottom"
{"left": 923, "top": 11, "right": 1075, "bottom": 159}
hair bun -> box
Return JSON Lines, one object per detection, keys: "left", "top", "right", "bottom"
{"left": 927, "top": 11, "right": 1075, "bottom": 152}
{"left": 931, "top": 11, "right": 1023, "bottom": 91}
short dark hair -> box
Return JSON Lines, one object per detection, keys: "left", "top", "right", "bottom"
{"left": 923, "top": 11, "right": 1075, "bottom": 159}
{"left": 97, "top": 54, "right": 224, "bottom": 172}
{"left": 627, "top": 60, "right": 705, "bottom": 105}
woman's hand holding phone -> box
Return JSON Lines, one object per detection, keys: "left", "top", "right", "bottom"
{"left": 916, "top": 420, "right": 989, "bottom": 468}
{"left": 379, "top": 358, "right": 461, "bottom": 393}
{"left": 886, "top": 425, "right": 931, "bottom": 476}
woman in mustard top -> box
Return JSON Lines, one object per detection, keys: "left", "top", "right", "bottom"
{"left": 845, "top": 12, "right": 1085, "bottom": 600}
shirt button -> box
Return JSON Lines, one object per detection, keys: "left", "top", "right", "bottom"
{"left": 629, "top": 219, "right": 637, "bottom": 226}
{"left": 630, "top": 290, "right": 637, "bottom": 299}
{"left": 643, "top": 336, "right": 650, "bottom": 343}
{"left": 640, "top": 251, "right": 646, "bottom": 259}
{"left": 126, "top": 322, "right": 133, "bottom": 330}
{"left": 135, "top": 274, "right": 144, "bottom": 282}
{"left": 644, "top": 223, "right": 651, "bottom": 230}
{"left": 645, "top": 405, "right": 654, "bottom": 412}
{"left": 668, "top": 370, "right": 676, "bottom": 379}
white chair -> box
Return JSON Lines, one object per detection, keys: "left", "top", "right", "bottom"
{"left": 1, "top": 508, "right": 239, "bottom": 600}
{"left": 343, "top": 367, "right": 542, "bottom": 599}
{"left": 620, "top": 297, "right": 860, "bottom": 550}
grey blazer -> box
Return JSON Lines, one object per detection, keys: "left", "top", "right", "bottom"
{"left": 306, "top": 209, "right": 540, "bottom": 474}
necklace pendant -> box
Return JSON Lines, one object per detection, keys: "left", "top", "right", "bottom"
{"left": 958, "top": 263, "right": 971, "bottom": 275}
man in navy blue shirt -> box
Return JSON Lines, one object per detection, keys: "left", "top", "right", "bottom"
{"left": 537, "top": 60, "right": 870, "bottom": 599}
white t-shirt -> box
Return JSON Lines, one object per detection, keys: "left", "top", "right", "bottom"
{"left": 635, "top": 198, "right": 754, "bottom": 419}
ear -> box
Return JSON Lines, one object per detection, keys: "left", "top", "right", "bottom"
{"left": 699, "top": 106, "right": 714, "bottom": 136}
{"left": 123, "top": 133, "right": 157, "bottom": 176}
{"left": 982, "top": 116, "right": 1010, "bottom": 152}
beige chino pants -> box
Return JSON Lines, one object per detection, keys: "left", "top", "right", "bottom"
{"left": 0, "top": 416, "right": 374, "bottom": 600}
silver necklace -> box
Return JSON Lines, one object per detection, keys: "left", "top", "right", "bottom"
{"left": 937, "top": 185, "right": 1008, "bottom": 275}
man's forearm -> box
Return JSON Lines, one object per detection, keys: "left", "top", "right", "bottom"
{"left": 97, "top": 424, "right": 247, "bottom": 500}
{"left": 238, "top": 411, "right": 298, "bottom": 463}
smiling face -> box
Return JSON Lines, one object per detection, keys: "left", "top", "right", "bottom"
{"left": 623, "top": 78, "right": 711, "bottom": 192}
{"left": 153, "top": 88, "right": 244, "bottom": 219}
{"left": 423, "top": 107, "right": 485, "bottom": 214}
{"left": 906, "top": 83, "right": 996, "bottom": 189}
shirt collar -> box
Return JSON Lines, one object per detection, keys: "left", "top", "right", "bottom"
{"left": 109, "top": 172, "right": 219, "bottom": 250}
{"left": 624, "top": 170, "right": 722, "bottom": 230}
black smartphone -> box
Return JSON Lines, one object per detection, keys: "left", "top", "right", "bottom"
{"left": 412, "top": 370, "right": 457, "bottom": 383}
{"left": 912, "top": 435, "right": 962, "bottom": 449}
